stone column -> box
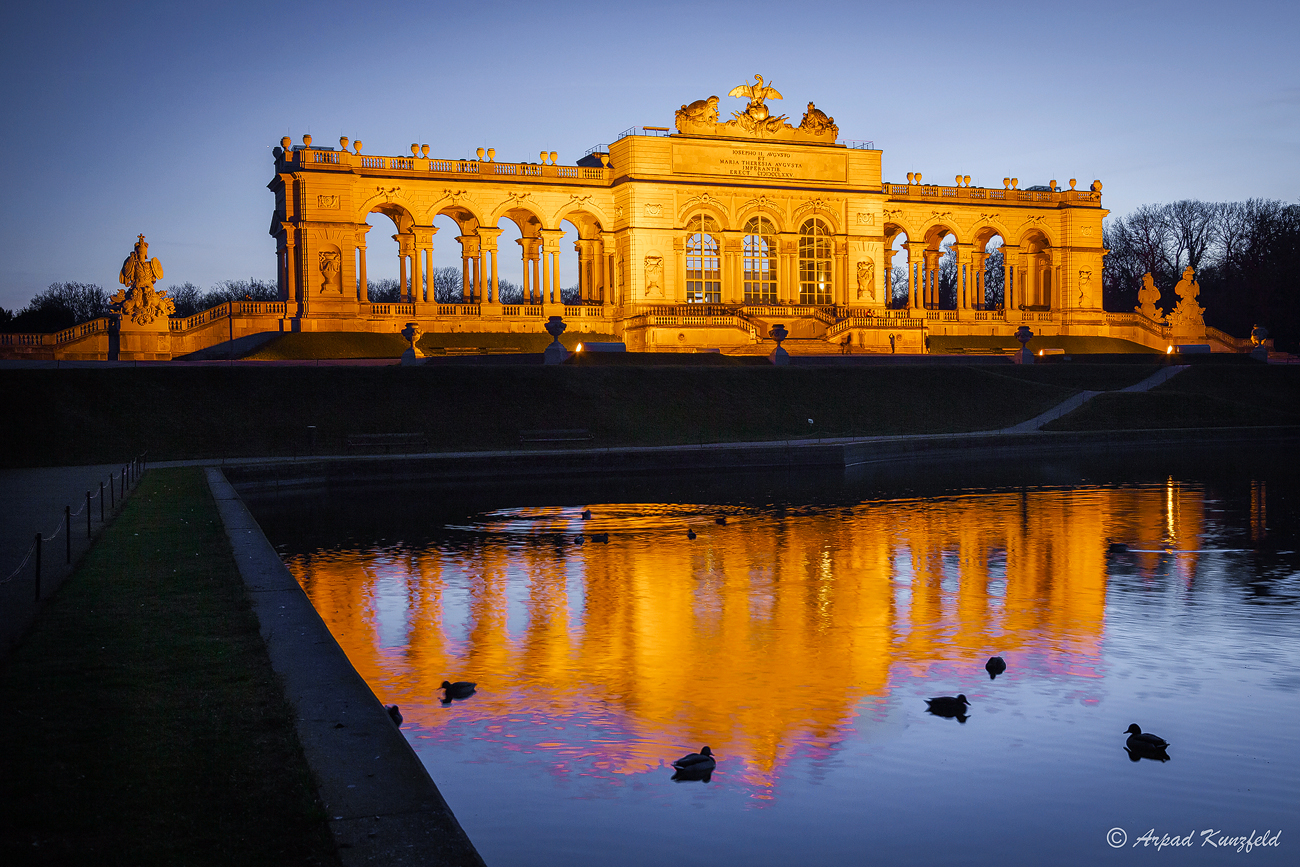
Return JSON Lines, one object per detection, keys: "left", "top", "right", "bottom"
{"left": 600, "top": 231, "right": 616, "bottom": 307}
{"left": 1002, "top": 245, "right": 1018, "bottom": 315}
{"left": 409, "top": 238, "right": 422, "bottom": 312}
{"left": 780, "top": 236, "right": 797, "bottom": 306}
{"left": 834, "top": 238, "right": 849, "bottom": 310}
{"left": 881, "top": 246, "right": 895, "bottom": 308}
{"left": 920, "top": 248, "right": 938, "bottom": 308}
{"left": 286, "top": 232, "right": 302, "bottom": 316}
{"left": 457, "top": 234, "right": 480, "bottom": 304}
{"left": 971, "top": 250, "right": 986, "bottom": 309}
{"left": 517, "top": 236, "right": 536, "bottom": 303}
{"left": 953, "top": 243, "right": 972, "bottom": 310}
{"left": 904, "top": 241, "right": 924, "bottom": 310}
{"left": 539, "top": 229, "right": 565, "bottom": 311}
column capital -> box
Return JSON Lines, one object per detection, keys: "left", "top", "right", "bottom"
{"left": 538, "top": 228, "right": 566, "bottom": 250}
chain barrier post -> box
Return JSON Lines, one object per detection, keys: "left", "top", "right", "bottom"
{"left": 65, "top": 506, "right": 71, "bottom": 563}
{"left": 34, "top": 533, "right": 42, "bottom": 602}
{"left": 100, "top": 481, "right": 105, "bottom": 523}
{"left": 86, "top": 492, "right": 92, "bottom": 538}
{"left": 109, "top": 473, "right": 115, "bottom": 509}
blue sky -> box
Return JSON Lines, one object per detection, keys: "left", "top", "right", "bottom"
{"left": 1, "top": 0, "right": 1296, "bottom": 311}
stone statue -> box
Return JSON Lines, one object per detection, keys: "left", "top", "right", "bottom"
{"left": 1135, "top": 272, "right": 1163, "bottom": 321}
{"left": 644, "top": 255, "right": 664, "bottom": 297}
{"left": 856, "top": 259, "right": 875, "bottom": 300}
{"left": 675, "top": 96, "right": 719, "bottom": 131}
{"left": 1167, "top": 266, "right": 1205, "bottom": 334}
{"left": 799, "top": 102, "right": 838, "bottom": 138}
{"left": 111, "top": 234, "right": 174, "bottom": 326}
{"left": 729, "top": 74, "right": 784, "bottom": 120}
{"left": 1078, "top": 269, "right": 1092, "bottom": 307}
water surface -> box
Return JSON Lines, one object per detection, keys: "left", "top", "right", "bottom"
{"left": 253, "top": 452, "right": 1299, "bottom": 865}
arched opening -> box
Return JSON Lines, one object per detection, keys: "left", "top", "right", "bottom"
{"left": 1022, "top": 232, "right": 1053, "bottom": 309}
{"left": 554, "top": 212, "right": 606, "bottom": 306}
{"left": 686, "top": 215, "right": 721, "bottom": 304}
{"left": 919, "top": 227, "right": 958, "bottom": 310}
{"left": 431, "top": 213, "right": 465, "bottom": 303}
{"left": 975, "top": 233, "right": 1006, "bottom": 310}
{"left": 798, "top": 217, "right": 832, "bottom": 306}
{"left": 360, "top": 208, "right": 411, "bottom": 303}
{"left": 886, "top": 230, "right": 909, "bottom": 309}
{"left": 742, "top": 216, "right": 777, "bottom": 305}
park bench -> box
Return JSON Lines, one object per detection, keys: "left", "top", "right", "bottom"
{"left": 346, "top": 432, "right": 429, "bottom": 453}
{"left": 518, "top": 428, "right": 593, "bottom": 445}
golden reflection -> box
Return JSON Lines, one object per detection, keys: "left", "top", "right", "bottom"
{"left": 286, "top": 485, "right": 1205, "bottom": 794}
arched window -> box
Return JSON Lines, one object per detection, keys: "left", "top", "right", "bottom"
{"left": 743, "top": 216, "right": 777, "bottom": 304}
{"left": 798, "top": 218, "right": 833, "bottom": 305}
{"left": 686, "top": 215, "right": 721, "bottom": 303}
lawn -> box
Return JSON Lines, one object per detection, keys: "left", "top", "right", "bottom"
{"left": 0, "top": 468, "right": 339, "bottom": 866}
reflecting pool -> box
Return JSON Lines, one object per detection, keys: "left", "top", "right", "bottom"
{"left": 251, "top": 450, "right": 1300, "bottom": 866}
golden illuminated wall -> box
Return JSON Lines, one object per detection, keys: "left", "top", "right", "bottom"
{"left": 266, "top": 77, "right": 1121, "bottom": 353}
{"left": 286, "top": 484, "right": 1203, "bottom": 791}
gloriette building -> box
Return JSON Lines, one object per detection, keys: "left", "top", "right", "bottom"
{"left": 3, "top": 76, "right": 1248, "bottom": 360}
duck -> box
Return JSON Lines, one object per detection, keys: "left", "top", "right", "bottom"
{"left": 573, "top": 534, "right": 585, "bottom": 545}
{"left": 687, "top": 528, "right": 697, "bottom": 540}
{"left": 387, "top": 704, "right": 403, "bottom": 726}
{"left": 1125, "top": 724, "right": 1169, "bottom": 751}
{"left": 672, "top": 745, "right": 716, "bottom": 772}
{"left": 581, "top": 509, "right": 592, "bottom": 520}
{"left": 925, "top": 694, "right": 971, "bottom": 717}
{"left": 590, "top": 532, "right": 609, "bottom": 543}
{"left": 985, "top": 656, "right": 1007, "bottom": 679}
{"left": 715, "top": 516, "right": 728, "bottom": 525}
{"left": 441, "top": 680, "right": 477, "bottom": 700}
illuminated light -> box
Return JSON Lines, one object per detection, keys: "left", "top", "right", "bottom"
{"left": 1167, "top": 345, "right": 1174, "bottom": 354}
{"left": 576, "top": 343, "right": 584, "bottom": 352}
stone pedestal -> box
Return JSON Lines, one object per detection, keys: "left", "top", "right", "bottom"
{"left": 400, "top": 321, "right": 425, "bottom": 366}
{"left": 113, "top": 317, "right": 172, "bottom": 361}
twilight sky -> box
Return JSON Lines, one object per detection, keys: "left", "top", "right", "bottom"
{"left": 1, "top": 0, "right": 1296, "bottom": 312}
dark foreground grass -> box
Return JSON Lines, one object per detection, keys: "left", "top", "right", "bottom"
{"left": 1045, "top": 365, "right": 1300, "bottom": 430}
{"left": 0, "top": 364, "right": 1168, "bottom": 467}
{"left": 0, "top": 468, "right": 339, "bottom": 867}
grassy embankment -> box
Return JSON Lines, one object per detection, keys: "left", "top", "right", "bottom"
{"left": 1045, "top": 364, "right": 1300, "bottom": 430}
{"left": 0, "top": 467, "right": 338, "bottom": 866}
{"left": 3, "top": 362, "right": 1296, "bottom": 468}
{"left": 1, "top": 364, "right": 1173, "bottom": 467}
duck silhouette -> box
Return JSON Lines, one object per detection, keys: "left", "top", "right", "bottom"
{"left": 387, "top": 704, "right": 403, "bottom": 726}
{"left": 1124, "top": 724, "right": 1170, "bottom": 760}
{"left": 925, "top": 694, "right": 971, "bottom": 720}
{"left": 687, "top": 528, "right": 697, "bottom": 540}
{"left": 672, "top": 745, "right": 716, "bottom": 773}
{"left": 985, "top": 656, "right": 1007, "bottom": 679}
{"left": 441, "top": 680, "right": 477, "bottom": 702}
{"left": 581, "top": 509, "right": 592, "bottom": 520}
{"left": 573, "top": 534, "right": 585, "bottom": 545}
{"left": 715, "top": 517, "right": 727, "bottom": 525}
{"left": 590, "top": 532, "right": 609, "bottom": 543}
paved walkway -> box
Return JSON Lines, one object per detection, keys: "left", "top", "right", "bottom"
{"left": 995, "top": 365, "right": 1189, "bottom": 434}
{"left": 0, "top": 462, "right": 134, "bottom": 653}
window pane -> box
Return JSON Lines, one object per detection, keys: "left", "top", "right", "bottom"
{"left": 798, "top": 218, "right": 832, "bottom": 305}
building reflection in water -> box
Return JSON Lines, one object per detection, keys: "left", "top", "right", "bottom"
{"left": 286, "top": 484, "right": 1204, "bottom": 797}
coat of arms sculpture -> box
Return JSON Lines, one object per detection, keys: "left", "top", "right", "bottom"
{"left": 675, "top": 74, "right": 839, "bottom": 143}
{"left": 112, "top": 234, "right": 174, "bottom": 327}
